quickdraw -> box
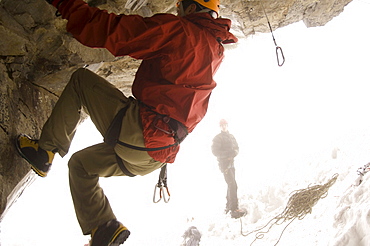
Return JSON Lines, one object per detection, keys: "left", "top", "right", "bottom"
{"left": 153, "top": 165, "right": 171, "bottom": 203}
{"left": 260, "top": 1, "right": 285, "bottom": 67}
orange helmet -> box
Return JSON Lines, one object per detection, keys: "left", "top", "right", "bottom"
{"left": 177, "top": 0, "right": 220, "bottom": 15}
{"left": 193, "top": 0, "right": 220, "bottom": 14}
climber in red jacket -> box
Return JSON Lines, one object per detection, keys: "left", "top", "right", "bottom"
{"left": 16, "top": 0, "right": 237, "bottom": 245}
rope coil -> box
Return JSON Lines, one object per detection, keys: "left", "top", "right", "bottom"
{"left": 241, "top": 173, "right": 339, "bottom": 245}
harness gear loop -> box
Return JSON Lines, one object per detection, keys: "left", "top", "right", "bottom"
{"left": 260, "top": 1, "right": 285, "bottom": 67}
{"left": 153, "top": 165, "right": 171, "bottom": 203}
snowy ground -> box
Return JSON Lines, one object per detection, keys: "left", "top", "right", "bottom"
{"left": 1, "top": 116, "right": 370, "bottom": 246}
{"left": 1, "top": 0, "right": 370, "bottom": 245}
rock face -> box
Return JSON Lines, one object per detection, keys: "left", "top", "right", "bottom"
{"left": 0, "top": 0, "right": 352, "bottom": 218}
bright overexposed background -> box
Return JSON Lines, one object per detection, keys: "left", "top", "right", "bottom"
{"left": 1, "top": 0, "right": 370, "bottom": 245}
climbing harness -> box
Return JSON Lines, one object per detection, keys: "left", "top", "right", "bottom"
{"left": 104, "top": 103, "right": 186, "bottom": 202}
{"left": 240, "top": 173, "right": 338, "bottom": 245}
{"left": 260, "top": 1, "right": 285, "bottom": 66}
{"left": 153, "top": 165, "right": 171, "bottom": 203}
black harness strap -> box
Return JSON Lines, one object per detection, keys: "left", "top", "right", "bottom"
{"left": 104, "top": 106, "right": 128, "bottom": 146}
{"left": 116, "top": 140, "right": 178, "bottom": 152}
{"left": 115, "top": 155, "right": 136, "bottom": 177}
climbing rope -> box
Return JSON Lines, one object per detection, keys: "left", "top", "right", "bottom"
{"left": 240, "top": 173, "right": 339, "bottom": 245}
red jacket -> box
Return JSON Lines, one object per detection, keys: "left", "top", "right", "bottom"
{"left": 55, "top": 0, "right": 237, "bottom": 163}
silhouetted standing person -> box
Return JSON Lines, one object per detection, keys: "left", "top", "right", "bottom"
{"left": 212, "top": 119, "right": 245, "bottom": 219}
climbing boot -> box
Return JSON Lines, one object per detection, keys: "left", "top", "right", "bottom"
{"left": 231, "top": 208, "right": 247, "bottom": 219}
{"left": 90, "top": 219, "right": 130, "bottom": 246}
{"left": 16, "top": 134, "right": 55, "bottom": 177}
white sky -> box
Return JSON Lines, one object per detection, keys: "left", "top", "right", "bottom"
{"left": 204, "top": 0, "right": 370, "bottom": 160}
{"left": 1, "top": 0, "right": 370, "bottom": 245}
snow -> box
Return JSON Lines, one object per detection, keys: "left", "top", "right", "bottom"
{"left": 1, "top": 0, "right": 370, "bottom": 245}
{"left": 2, "top": 124, "right": 370, "bottom": 246}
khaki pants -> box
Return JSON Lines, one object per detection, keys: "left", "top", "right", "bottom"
{"left": 39, "top": 68, "right": 163, "bottom": 234}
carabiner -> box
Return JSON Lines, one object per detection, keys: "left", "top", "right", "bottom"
{"left": 153, "top": 184, "right": 171, "bottom": 203}
{"left": 153, "top": 184, "right": 162, "bottom": 203}
{"left": 152, "top": 116, "right": 175, "bottom": 135}
{"left": 276, "top": 46, "right": 285, "bottom": 67}
{"left": 153, "top": 165, "right": 170, "bottom": 203}
{"left": 162, "top": 186, "right": 170, "bottom": 203}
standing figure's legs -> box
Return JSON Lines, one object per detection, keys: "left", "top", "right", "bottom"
{"left": 223, "top": 166, "right": 246, "bottom": 219}
{"left": 223, "top": 166, "right": 238, "bottom": 211}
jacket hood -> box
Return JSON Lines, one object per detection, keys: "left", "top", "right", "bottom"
{"left": 185, "top": 13, "right": 238, "bottom": 44}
